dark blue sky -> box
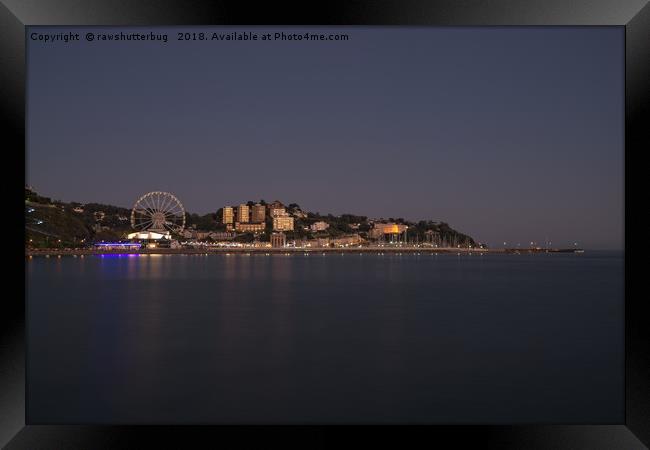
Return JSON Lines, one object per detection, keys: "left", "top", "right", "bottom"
{"left": 27, "top": 27, "right": 623, "bottom": 249}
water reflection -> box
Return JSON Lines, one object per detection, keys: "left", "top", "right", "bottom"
{"left": 27, "top": 253, "right": 624, "bottom": 423}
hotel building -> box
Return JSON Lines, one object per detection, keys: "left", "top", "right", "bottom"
{"left": 268, "top": 200, "right": 286, "bottom": 218}
{"left": 273, "top": 215, "right": 294, "bottom": 231}
{"left": 235, "top": 222, "right": 265, "bottom": 233}
{"left": 251, "top": 203, "right": 266, "bottom": 223}
{"left": 237, "top": 204, "right": 250, "bottom": 223}
{"left": 222, "top": 206, "right": 234, "bottom": 225}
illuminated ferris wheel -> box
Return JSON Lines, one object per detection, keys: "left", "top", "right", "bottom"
{"left": 131, "top": 191, "right": 185, "bottom": 233}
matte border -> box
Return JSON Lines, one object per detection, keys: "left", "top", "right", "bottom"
{"left": 2, "top": 1, "right": 648, "bottom": 448}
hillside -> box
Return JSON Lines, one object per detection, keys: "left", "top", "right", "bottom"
{"left": 25, "top": 188, "right": 478, "bottom": 248}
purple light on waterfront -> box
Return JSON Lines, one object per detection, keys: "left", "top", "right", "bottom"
{"left": 94, "top": 242, "right": 142, "bottom": 248}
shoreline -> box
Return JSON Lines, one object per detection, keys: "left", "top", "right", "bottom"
{"left": 25, "top": 247, "right": 584, "bottom": 257}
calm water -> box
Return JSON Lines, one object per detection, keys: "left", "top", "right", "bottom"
{"left": 27, "top": 251, "right": 624, "bottom": 423}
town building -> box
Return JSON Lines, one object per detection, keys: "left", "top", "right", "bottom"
{"left": 271, "top": 232, "right": 286, "bottom": 247}
{"left": 222, "top": 206, "right": 234, "bottom": 225}
{"left": 268, "top": 201, "right": 286, "bottom": 218}
{"left": 369, "top": 222, "right": 408, "bottom": 239}
{"left": 273, "top": 215, "right": 294, "bottom": 231}
{"left": 127, "top": 230, "right": 171, "bottom": 241}
{"left": 331, "top": 234, "right": 363, "bottom": 247}
{"left": 310, "top": 221, "right": 329, "bottom": 232}
{"left": 251, "top": 203, "right": 266, "bottom": 223}
{"left": 237, "top": 204, "right": 249, "bottom": 223}
{"left": 235, "top": 222, "right": 265, "bottom": 233}
{"left": 305, "top": 238, "right": 330, "bottom": 248}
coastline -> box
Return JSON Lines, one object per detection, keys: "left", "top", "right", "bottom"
{"left": 25, "top": 246, "right": 584, "bottom": 257}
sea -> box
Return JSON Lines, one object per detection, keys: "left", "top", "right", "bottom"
{"left": 26, "top": 251, "right": 624, "bottom": 423}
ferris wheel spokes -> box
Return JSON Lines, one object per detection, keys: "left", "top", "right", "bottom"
{"left": 131, "top": 191, "right": 186, "bottom": 234}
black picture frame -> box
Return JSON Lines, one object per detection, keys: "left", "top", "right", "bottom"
{"left": 2, "top": 1, "right": 647, "bottom": 448}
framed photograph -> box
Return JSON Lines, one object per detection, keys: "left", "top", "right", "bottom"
{"left": 3, "top": 1, "right": 648, "bottom": 448}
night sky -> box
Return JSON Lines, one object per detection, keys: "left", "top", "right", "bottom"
{"left": 27, "top": 27, "right": 623, "bottom": 249}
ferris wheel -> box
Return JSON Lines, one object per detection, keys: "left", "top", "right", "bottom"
{"left": 131, "top": 191, "right": 185, "bottom": 233}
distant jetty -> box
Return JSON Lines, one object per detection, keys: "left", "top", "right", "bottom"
{"left": 26, "top": 247, "right": 585, "bottom": 257}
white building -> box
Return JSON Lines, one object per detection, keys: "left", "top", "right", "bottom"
{"left": 310, "top": 221, "right": 329, "bottom": 232}
{"left": 128, "top": 231, "right": 171, "bottom": 240}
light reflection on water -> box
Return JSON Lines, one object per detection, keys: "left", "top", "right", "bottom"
{"left": 27, "top": 252, "right": 624, "bottom": 423}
